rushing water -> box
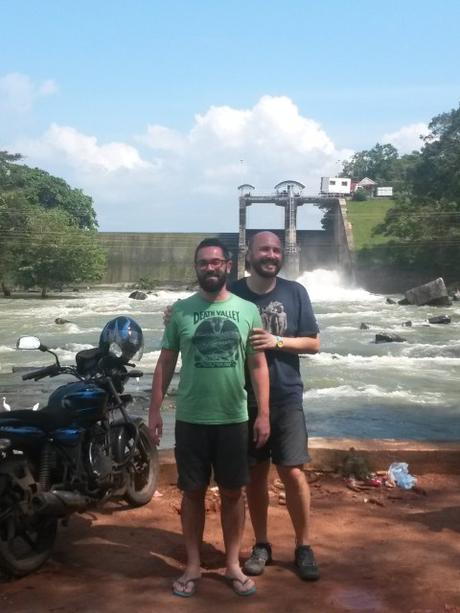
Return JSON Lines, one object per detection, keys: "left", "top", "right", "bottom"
{"left": 1, "top": 270, "right": 459, "bottom": 447}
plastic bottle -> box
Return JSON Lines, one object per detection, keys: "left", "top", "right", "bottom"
{"left": 387, "top": 462, "right": 417, "bottom": 490}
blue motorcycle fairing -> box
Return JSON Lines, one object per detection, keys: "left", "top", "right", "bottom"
{"left": 0, "top": 409, "right": 68, "bottom": 431}
{"left": 52, "top": 428, "right": 81, "bottom": 446}
{"left": 0, "top": 419, "right": 82, "bottom": 448}
{"left": 0, "top": 424, "right": 47, "bottom": 447}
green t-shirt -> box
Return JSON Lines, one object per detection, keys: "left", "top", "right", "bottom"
{"left": 162, "top": 292, "right": 263, "bottom": 424}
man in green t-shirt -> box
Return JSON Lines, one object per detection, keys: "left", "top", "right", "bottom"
{"left": 149, "top": 238, "right": 270, "bottom": 598}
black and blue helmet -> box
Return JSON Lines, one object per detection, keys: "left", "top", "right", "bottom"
{"left": 99, "top": 316, "right": 144, "bottom": 362}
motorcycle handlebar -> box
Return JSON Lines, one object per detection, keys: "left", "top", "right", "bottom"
{"left": 126, "top": 369, "right": 143, "bottom": 378}
{"left": 22, "top": 364, "right": 59, "bottom": 381}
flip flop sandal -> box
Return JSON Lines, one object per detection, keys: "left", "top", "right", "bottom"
{"left": 172, "top": 577, "right": 200, "bottom": 598}
{"left": 225, "top": 576, "right": 257, "bottom": 597}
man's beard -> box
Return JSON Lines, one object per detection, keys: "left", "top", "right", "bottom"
{"left": 197, "top": 270, "right": 228, "bottom": 293}
{"left": 251, "top": 257, "right": 282, "bottom": 278}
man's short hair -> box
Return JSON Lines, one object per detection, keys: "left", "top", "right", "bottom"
{"left": 194, "top": 238, "right": 231, "bottom": 262}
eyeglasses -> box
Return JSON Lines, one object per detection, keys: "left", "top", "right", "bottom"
{"left": 195, "top": 258, "right": 228, "bottom": 270}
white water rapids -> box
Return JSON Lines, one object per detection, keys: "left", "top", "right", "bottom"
{"left": 1, "top": 270, "right": 459, "bottom": 446}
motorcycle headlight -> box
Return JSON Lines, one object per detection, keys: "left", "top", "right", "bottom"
{"left": 109, "top": 342, "right": 123, "bottom": 358}
{"left": 0, "top": 438, "right": 11, "bottom": 451}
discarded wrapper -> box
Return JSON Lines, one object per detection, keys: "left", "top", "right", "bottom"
{"left": 387, "top": 462, "right": 417, "bottom": 490}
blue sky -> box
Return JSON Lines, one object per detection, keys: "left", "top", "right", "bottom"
{"left": 1, "top": 0, "right": 459, "bottom": 231}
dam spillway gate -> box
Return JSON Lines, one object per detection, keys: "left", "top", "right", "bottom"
{"left": 238, "top": 181, "right": 353, "bottom": 279}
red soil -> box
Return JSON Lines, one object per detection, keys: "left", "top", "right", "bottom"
{"left": 1, "top": 472, "right": 459, "bottom": 613}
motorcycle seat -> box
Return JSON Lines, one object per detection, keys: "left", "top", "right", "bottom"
{"left": 0, "top": 408, "right": 67, "bottom": 431}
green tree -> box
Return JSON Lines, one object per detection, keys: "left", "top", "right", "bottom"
{"left": 15, "top": 208, "right": 106, "bottom": 297}
{"left": 375, "top": 104, "right": 460, "bottom": 279}
{"left": 341, "top": 143, "right": 400, "bottom": 183}
{"left": 410, "top": 106, "right": 460, "bottom": 201}
{"left": 1, "top": 151, "right": 105, "bottom": 295}
{"left": 0, "top": 152, "right": 97, "bottom": 230}
{"left": 341, "top": 143, "right": 420, "bottom": 194}
{"left": 0, "top": 150, "right": 22, "bottom": 181}
{"left": 0, "top": 192, "right": 37, "bottom": 296}
{"left": 352, "top": 188, "right": 368, "bottom": 201}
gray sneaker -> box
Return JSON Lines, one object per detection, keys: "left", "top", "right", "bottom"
{"left": 294, "top": 545, "right": 320, "bottom": 581}
{"left": 243, "top": 543, "right": 273, "bottom": 576}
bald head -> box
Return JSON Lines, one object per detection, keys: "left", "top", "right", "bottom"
{"left": 248, "top": 231, "right": 282, "bottom": 253}
{"left": 246, "top": 231, "right": 283, "bottom": 278}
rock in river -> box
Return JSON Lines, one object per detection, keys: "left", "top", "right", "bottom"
{"left": 129, "top": 291, "right": 147, "bottom": 300}
{"left": 375, "top": 333, "right": 407, "bottom": 343}
{"left": 428, "top": 315, "right": 451, "bottom": 325}
{"left": 405, "top": 277, "right": 451, "bottom": 307}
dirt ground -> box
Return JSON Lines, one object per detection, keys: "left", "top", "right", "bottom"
{"left": 1, "top": 472, "right": 459, "bottom": 613}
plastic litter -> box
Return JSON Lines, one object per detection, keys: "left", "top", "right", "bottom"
{"left": 365, "top": 476, "right": 384, "bottom": 487}
{"left": 387, "top": 462, "right": 417, "bottom": 490}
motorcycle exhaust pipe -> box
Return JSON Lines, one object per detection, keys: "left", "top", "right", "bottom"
{"left": 33, "top": 490, "right": 91, "bottom": 516}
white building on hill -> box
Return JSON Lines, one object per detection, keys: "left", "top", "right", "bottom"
{"left": 320, "top": 176, "right": 351, "bottom": 195}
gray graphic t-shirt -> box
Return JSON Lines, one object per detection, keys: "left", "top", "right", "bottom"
{"left": 232, "top": 277, "right": 319, "bottom": 406}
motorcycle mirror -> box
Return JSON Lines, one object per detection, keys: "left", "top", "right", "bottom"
{"left": 0, "top": 438, "right": 11, "bottom": 451}
{"left": 16, "top": 336, "right": 43, "bottom": 351}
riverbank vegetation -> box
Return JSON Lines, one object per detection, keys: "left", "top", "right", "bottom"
{"left": 342, "top": 103, "right": 460, "bottom": 282}
{"left": 0, "top": 152, "right": 106, "bottom": 297}
{"left": 347, "top": 199, "right": 395, "bottom": 250}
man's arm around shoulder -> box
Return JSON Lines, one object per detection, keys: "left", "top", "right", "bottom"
{"left": 148, "top": 348, "right": 178, "bottom": 444}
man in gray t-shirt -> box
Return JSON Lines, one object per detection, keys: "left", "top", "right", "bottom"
{"left": 231, "top": 231, "right": 321, "bottom": 582}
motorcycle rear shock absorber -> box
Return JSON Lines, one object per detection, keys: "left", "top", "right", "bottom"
{"left": 39, "top": 443, "right": 52, "bottom": 491}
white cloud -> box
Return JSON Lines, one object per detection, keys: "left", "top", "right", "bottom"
{"left": 186, "top": 95, "right": 336, "bottom": 157}
{"left": 191, "top": 104, "right": 251, "bottom": 148}
{"left": 382, "top": 122, "right": 429, "bottom": 154}
{"left": 11, "top": 96, "right": 353, "bottom": 231}
{"left": 0, "top": 73, "right": 58, "bottom": 112}
{"left": 17, "top": 124, "right": 152, "bottom": 173}
{"left": 137, "top": 125, "right": 185, "bottom": 153}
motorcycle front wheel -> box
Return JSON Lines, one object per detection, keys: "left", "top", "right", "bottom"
{"left": 0, "top": 510, "right": 58, "bottom": 578}
{"left": 124, "top": 423, "right": 159, "bottom": 507}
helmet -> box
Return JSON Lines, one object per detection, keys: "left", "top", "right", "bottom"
{"left": 99, "top": 316, "right": 144, "bottom": 363}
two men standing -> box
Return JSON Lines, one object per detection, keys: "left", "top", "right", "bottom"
{"left": 149, "top": 231, "right": 320, "bottom": 596}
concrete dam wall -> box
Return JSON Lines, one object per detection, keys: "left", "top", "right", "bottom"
{"left": 98, "top": 229, "right": 339, "bottom": 285}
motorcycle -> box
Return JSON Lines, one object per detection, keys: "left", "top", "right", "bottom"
{"left": 0, "top": 316, "right": 158, "bottom": 578}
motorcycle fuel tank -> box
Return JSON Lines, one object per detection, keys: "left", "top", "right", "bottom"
{"left": 47, "top": 382, "right": 108, "bottom": 425}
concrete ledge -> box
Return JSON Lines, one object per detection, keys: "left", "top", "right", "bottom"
{"left": 157, "top": 438, "right": 460, "bottom": 484}
{"left": 308, "top": 438, "right": 460, "bottom": 475}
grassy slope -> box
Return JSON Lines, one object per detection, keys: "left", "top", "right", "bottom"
{"left": 346, "top": 198, "right": 395, "bottom": 250}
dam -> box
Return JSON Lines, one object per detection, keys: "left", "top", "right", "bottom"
{"left": 98, "top": 182, "right": 353, "bottom": 285}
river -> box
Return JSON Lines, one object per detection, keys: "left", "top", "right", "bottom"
{"left": 1, "top": 270, "right": 459, "bottom": 447}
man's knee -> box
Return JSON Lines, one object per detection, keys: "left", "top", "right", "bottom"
{"left": 248, "top": 460, "right": 270, "bottom": 483}
{"left": 182, "top": 487, "right": 207, "bottom": 502}
{"left": 219, "top": 486, "right": 244, "bottom": 501}
{"left": 277, "top": 465, "right": 306, "bottom": 486}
